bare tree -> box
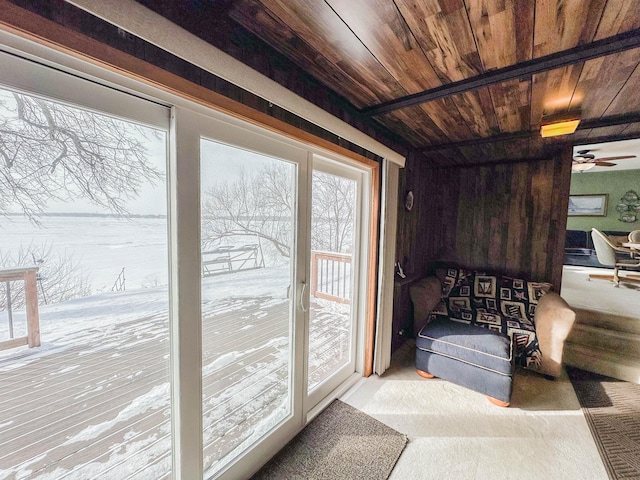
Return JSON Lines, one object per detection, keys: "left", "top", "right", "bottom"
{"left": 0, "top": 243, "right": 91, "bottom": 310}
{"left": 201, "top": 165, "right": 355, "bottom": 260}
{"left": 202, "top": 163, "right": 294, "bottom": 258}
{"left": 311, "top": 171, "right": 355, "bottom": 253}
{"left": 0, "top": 91, "right": 163, "bottom": 220}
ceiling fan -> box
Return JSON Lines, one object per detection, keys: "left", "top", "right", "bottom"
{"left": 572, "top": 149, "right": 637, "bottom": 171}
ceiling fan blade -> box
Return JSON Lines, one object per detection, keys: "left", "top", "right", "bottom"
{"left": 595, "top": 161, "right": 616, "bottom": 167}
{"left": 596, "top": 155, "right": 636, "bottom": 161}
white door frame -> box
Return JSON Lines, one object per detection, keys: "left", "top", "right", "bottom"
{"left": 304, "top": 155, "right": 370, "bottom": 412}
{"left": 0, "top": 28, "right": 379, "bottom": 479}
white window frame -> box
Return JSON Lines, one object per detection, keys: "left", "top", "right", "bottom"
{"left": 0, "top": 27, "right": 381, "bottom": 479}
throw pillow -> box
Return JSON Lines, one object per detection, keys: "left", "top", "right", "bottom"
{"left": 431, "top": 268, "right": 552, "bottom": 369}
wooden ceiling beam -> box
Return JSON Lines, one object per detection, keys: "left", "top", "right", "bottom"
{"left": 419, "top": 130, "right": 533, "bottom": 152}
{"left": 579, "top": 113, "right": 640, "bottom": 130}
{"left": 418, "top": 113, "right": 640, "bottom": 152}
{"left": 363, "top": 29, "right": 640, "bottom": 117}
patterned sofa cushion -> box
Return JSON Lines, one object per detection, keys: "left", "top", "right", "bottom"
{"left": 429, "top": 268, "right": 552, "bottom": 369}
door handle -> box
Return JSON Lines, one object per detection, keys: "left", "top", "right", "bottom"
{"left": 300, "top": 282, "right": 308, "bottom": 313}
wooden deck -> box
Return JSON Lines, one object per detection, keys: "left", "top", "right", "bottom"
{"left": 0, "top": 296, "right": 349, "bottom": 479}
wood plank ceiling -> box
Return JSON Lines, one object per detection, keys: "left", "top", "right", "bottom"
{"left": 157, "top": 0, "right": 640, "bottom": 167}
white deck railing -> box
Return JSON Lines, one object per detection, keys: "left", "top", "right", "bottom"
{"left": 310, "top": 251, "right": 351, "bottom": 304}
{"left": 0, "top": 266, "right": 40, "bottom": 350}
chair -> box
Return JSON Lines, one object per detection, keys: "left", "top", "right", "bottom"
{"left": 589, "top": 228, "right": 640, "bottom": 286}
{"left": 629, "top": 230, "right": 640, "bottom": 243}
{"left": 410, "top": 268, "right": 576, "bottom": 407}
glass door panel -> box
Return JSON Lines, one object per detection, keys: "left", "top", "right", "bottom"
{"left": 0, "top": 86, "right": 171, "bottom": 479}
{"left": 200, "top": 139, "right": 297, "bottom": 477}
{"left": 307, "top": 166, "right": 359, "bottom": 395}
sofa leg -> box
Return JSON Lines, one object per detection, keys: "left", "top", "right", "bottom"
{"left": 487, "top": 396, "right": 510, "bottom": 407}
{"left": 416, "top": 369, "right": 436, "bottom": 379}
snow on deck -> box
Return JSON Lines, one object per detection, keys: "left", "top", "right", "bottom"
{"left": 0, "top": 268, "right": 350, "bottom": 479}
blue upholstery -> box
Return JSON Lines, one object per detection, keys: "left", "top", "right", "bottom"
{"left": 416, "top": 317, "right": 514, "bottom": 403}
{"left": 417, "top": 317, "right": 513, "bottom": 375}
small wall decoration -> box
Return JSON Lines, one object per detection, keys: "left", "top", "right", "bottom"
{"left": 404, "top": 190, "right": 414, "bottom": 211}
{"left": 568, "top": 194, "right": 608, "bottom": 216}
{"left": 615, "top": 190, "right": 640, "bottom": 223}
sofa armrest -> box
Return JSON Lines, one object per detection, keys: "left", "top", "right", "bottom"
{"left": 409, "top": 276, "right": 442, "bottom": 336}
{"left": 534, "top": 292, "right": 576, "bottom": 378}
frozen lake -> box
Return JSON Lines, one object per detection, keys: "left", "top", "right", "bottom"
{"left": 1, "top": 215, "right": 169, "bottom": 293}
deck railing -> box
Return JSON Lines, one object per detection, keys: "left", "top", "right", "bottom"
{"left": 310, "top": 251, "right": 351, "bottom": 304}
{"left": 0, "top": 266, "right": 40, "bottom": 350}
{"left": 202, "top": 244, "right": 265, "bottom": 277}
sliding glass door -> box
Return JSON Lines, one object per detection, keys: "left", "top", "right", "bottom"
{"left": 0, "top": 54, "right": 171, "bottom": 479}
{"left": 196, "top": 117, "right": 310, "bottom": 479}
{"left": 306, "top": 159, "right": 362, "bottom": 407}
{"left": 0, "top": 36, "right": 371, "bottom": 480}
{"left": 196, "top": 126, "right": 367, "bottom": 478}
{"left": 199, "top": 138, "right": 303, "bottom": 477}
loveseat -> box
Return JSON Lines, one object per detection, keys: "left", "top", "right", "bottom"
{"left": 410, "top": 267, "right": 576, "bottom": 406}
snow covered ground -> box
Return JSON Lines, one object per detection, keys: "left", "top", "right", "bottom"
{"left": 1, "top": 215, "right": 351, "bottom": 479}
{"left": 0, "top": 264, "right": 349, "bottom": 479}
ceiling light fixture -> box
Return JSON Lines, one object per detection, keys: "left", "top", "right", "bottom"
{"left": 540, "top": 119, "right": 581, "bottom": 137}
{"left": 572, "top": 162, "right": 596, "bottom": 172}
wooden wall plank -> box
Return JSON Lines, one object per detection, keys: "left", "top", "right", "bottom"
{"left": 326, "top": 0, "right": 442, "bottom": 93}
{"left": 246, "top": 0, "right": 407, "bottom": 106}
{"left": 454, "top": 167, "right": 475, "bottom": 266}
{"left": 419, "top": 99, "right": 475, "bottom": 141}
{"left": 488, "top": 79, "right": 531, "bottom": 133}
{"left": 230, "top": 1, "right": 382, "bottom": 108}
{"left": 533, "top": 0, "right": 606, "bottom": 57}
{"left": 466, "top": 0, "right": 535, "bottom": 69}
{"left": 594, "top": 0, "right": 640, "bottom": 40}
{"left": 452, "top": 87, "right": 500, "bottom": 136}
{"left": 505, "top": 160, "right": 529, "bottom": 274}
{"left": 550, "top": 146, "right": 573, "bottom": 290}
{"left": 395, "top": 152, "right": 422, "bottom": 276}
{"left": 580, "top": 125, "right": 628, "bottom": 141}
{"left": 571, "top": 48, "right": 640, "bottom": 117}
{"left": 603, "top": 61, "right": 640, "bottom": 116}
{"left": 621, "top": 122, "right": 640, "bottom": 136}
{"left": 398, "top": 149, "right": 572, "bottom": 287}
{"left": 529, "top": 158, "right": 554, "bottom": 276}
{"left": 395, "top": 0, "right": 483, "bottom": 82}
{"left": 376, "top": 107, "right": 448, "bottom": 147}
{"left": 530, "top": 63, "right": 584, "bottom": 122}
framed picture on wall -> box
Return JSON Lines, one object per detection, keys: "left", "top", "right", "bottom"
{"left": 568, "top": 194, "right": 608, "bottom": 216}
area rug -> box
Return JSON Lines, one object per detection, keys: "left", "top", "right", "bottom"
{"left": 567, "top": 367, "right": 640, "bottom": 479}
{"left": 252, "top": 399, "right": 407, "bottom": 479}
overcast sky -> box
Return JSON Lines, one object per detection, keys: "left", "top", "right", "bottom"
{"left": 42, "top": 133, "right": 295, "bottom": 216}
{"left": 1, "top": 86, "right": 296, "bottom": 217}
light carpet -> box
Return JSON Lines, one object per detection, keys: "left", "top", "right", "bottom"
{"left": 342, "top": 341, "right": 609, "bottom": 480}
{"left": 561, "top": 265, "right": 640, "bottom": 319}
{"left": 252, "top": 399, "right": 407, "bottom": 479}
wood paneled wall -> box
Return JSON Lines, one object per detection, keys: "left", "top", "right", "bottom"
{"left": 397, "top": 147, "right": 572, "bottom": 291}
